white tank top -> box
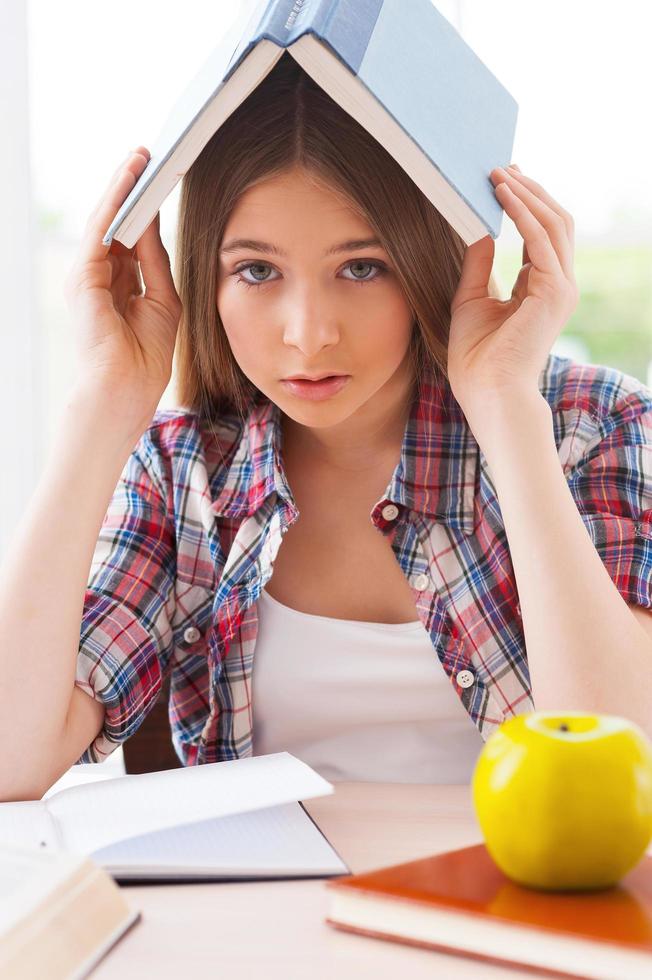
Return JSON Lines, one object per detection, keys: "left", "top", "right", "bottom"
{"left": 251, "top": 586, "right": 485, "bottom": 784}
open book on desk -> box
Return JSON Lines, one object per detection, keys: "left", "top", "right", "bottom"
{"left": 0, "top": 752, "right": 350, "bottom": 883}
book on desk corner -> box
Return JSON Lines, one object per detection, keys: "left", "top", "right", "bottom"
{"left": 102, "top": 0, "right": 518, "bottom": 251}
{"left": 0, "top": 752, "right": 350, "bottom": 883}
{"left": 325, "top": 841, "right": 652, "bottom": 980}
{"left": 0, "top": 843, "right": 140, "bottom": 980}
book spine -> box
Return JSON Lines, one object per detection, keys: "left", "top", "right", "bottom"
{"left": 261, "top": 0, "right": 335, "bottom": 42}
{"left": 224, "top": 0, "right": 332, "bottom": 82}
{"left": 305, "top": 0, "right": 384, "bottom": 76}
{"left": 224, "top": 0, "right": 384, "bottom": 81}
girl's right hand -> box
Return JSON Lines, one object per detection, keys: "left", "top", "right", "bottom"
{"left": 64, "top": 147, "right": 182, "bottom": 418}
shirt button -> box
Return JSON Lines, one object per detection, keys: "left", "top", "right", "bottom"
{"left": 456, "top": 669, "right": 475, "bottom": 689}
{"left": 183, "top": 626, "right": 201, "bottom": 644}
{"left": 516, "top": 602, "right": 522, "bottom": 617}
{"left": 381, "top": 503, "right": 399, "bottom": 521}
{"left": 411, "top": 573, "right": 430, "bottom": 592}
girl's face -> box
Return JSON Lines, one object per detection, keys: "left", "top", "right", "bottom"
{"left": 216, "top": 165, "right": 416, "bottom": 432}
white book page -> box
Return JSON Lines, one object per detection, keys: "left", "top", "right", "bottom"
{"left": 91, "top": 801, "right": 349, "bottom": 878}
{"left": 47, "top": 752, "right": 334, "bottom": 855}
{"left": 0, "top": 801, "right": 61, "bottom": 851}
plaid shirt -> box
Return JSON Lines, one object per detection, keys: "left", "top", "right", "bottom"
{"left": 75, "top": 353, "right": 652, "bottom": 766}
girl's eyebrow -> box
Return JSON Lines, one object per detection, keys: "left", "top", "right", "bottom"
{"left": 219, "top": 237, "right": 383, "bottom": 258}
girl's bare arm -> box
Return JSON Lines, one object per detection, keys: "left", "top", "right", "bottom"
{"left": 0, "top": 147, "right": 181, "bottom": 800}
{"left": 0, "top": 385, "right": 156, "bottom": 800}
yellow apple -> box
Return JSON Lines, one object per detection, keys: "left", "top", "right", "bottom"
{"left": 471, "top": 711, "right": 652, "bottom": 891}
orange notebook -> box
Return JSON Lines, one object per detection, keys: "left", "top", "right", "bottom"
{"left": 325, "top": 842, "right": 652, "bottom": 979}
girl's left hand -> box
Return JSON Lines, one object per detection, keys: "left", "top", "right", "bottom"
{"left": 446, "top": 165, "right": 579, "bottom": 425}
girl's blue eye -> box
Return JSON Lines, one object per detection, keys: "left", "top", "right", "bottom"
{"left": 233, "top": 259, "right": 387, "bottom": 289}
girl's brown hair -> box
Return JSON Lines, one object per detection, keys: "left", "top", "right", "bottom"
{"left": 173, "top": 51, "right": 502, "bottom": 423}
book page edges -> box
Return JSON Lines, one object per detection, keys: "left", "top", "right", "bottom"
{"left": 325, "top": 895, "right": 652, "bottom": 980}
{"left": 103, "top": 40, "right": 283, "bottom": 249}
{"left": 68, "top": 908, "right": 141, "bottom": 980}
{"left": 289, "top": 34, "right": 491, "bottom": 244}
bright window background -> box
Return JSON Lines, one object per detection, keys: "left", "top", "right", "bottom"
{"left": 1, "top": 2, "right": 650, "bottom": 772}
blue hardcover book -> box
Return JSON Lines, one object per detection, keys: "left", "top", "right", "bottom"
{"left": 102, "top": 0, "right": 518, "bottom": 249}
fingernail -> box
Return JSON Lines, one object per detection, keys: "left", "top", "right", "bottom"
{"left": 507, "top": 164, "right": 521, "bottom": 172}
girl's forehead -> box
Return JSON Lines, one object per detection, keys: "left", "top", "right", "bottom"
{"left": 234, "top": 167, "right": 361, "bottom": 210}
{"left": 222, "top": 208, "right": 378, "bottom": 251}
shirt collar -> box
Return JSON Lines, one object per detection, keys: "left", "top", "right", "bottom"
{"left": 211, "top": 365, "right": 479, "bottom": 535}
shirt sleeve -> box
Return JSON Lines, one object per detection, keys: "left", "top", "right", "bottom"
{"left": 74, "top": 428, "right": 177, "bottom": 763}
{"left": 565, "top": 386, "right": 652, "bottom": 610}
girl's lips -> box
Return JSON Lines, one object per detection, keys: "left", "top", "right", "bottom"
{"left": 280, "top": 375, "right": 351, "bottom": 401}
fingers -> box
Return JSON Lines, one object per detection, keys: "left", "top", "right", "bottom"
{"left": 450, "top": 234, "right": 496, "bottom": 313}
{"left": 104, "top": 146, "right": 147, "bottom": 194}
{"left": 494, "top": 178, "right": 564, "bottom": 282}
{"left": 135, "top": 211, "right": 182, "bottom": 314}
{"left": 508, "top": 168, "right": 532, "bottom": 268}
{"left": 505, "top": 165, "right": 575, "bottom": 243}
{"left": 79, "top": 148, "right": 151, "bottom": 268}
{"left": 89, "top": 146, "right": 150, "bottom": 228}
{"left": 490, "top": 167, "right": 574, "bottom": 282}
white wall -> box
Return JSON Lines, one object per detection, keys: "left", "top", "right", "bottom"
{"left": 0, "top": 0, "right": 42, "bottom": 561}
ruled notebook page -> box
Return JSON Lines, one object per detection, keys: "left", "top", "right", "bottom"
{"left": 90, "top": 800, "right": 349, "bottom": 878}
{"left": 45, "top": 752, "right": 335, "bottom": 855}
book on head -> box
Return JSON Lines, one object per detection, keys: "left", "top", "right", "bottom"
{"left": 101, "top": 0, "right": 518, "bottom": 251}
{"left": 325, "top": 841, "right": 652, "bottom": 979}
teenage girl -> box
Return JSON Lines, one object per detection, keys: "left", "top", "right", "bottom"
{"left": 1, "top": 54, "right": 651, "bottom": 800}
